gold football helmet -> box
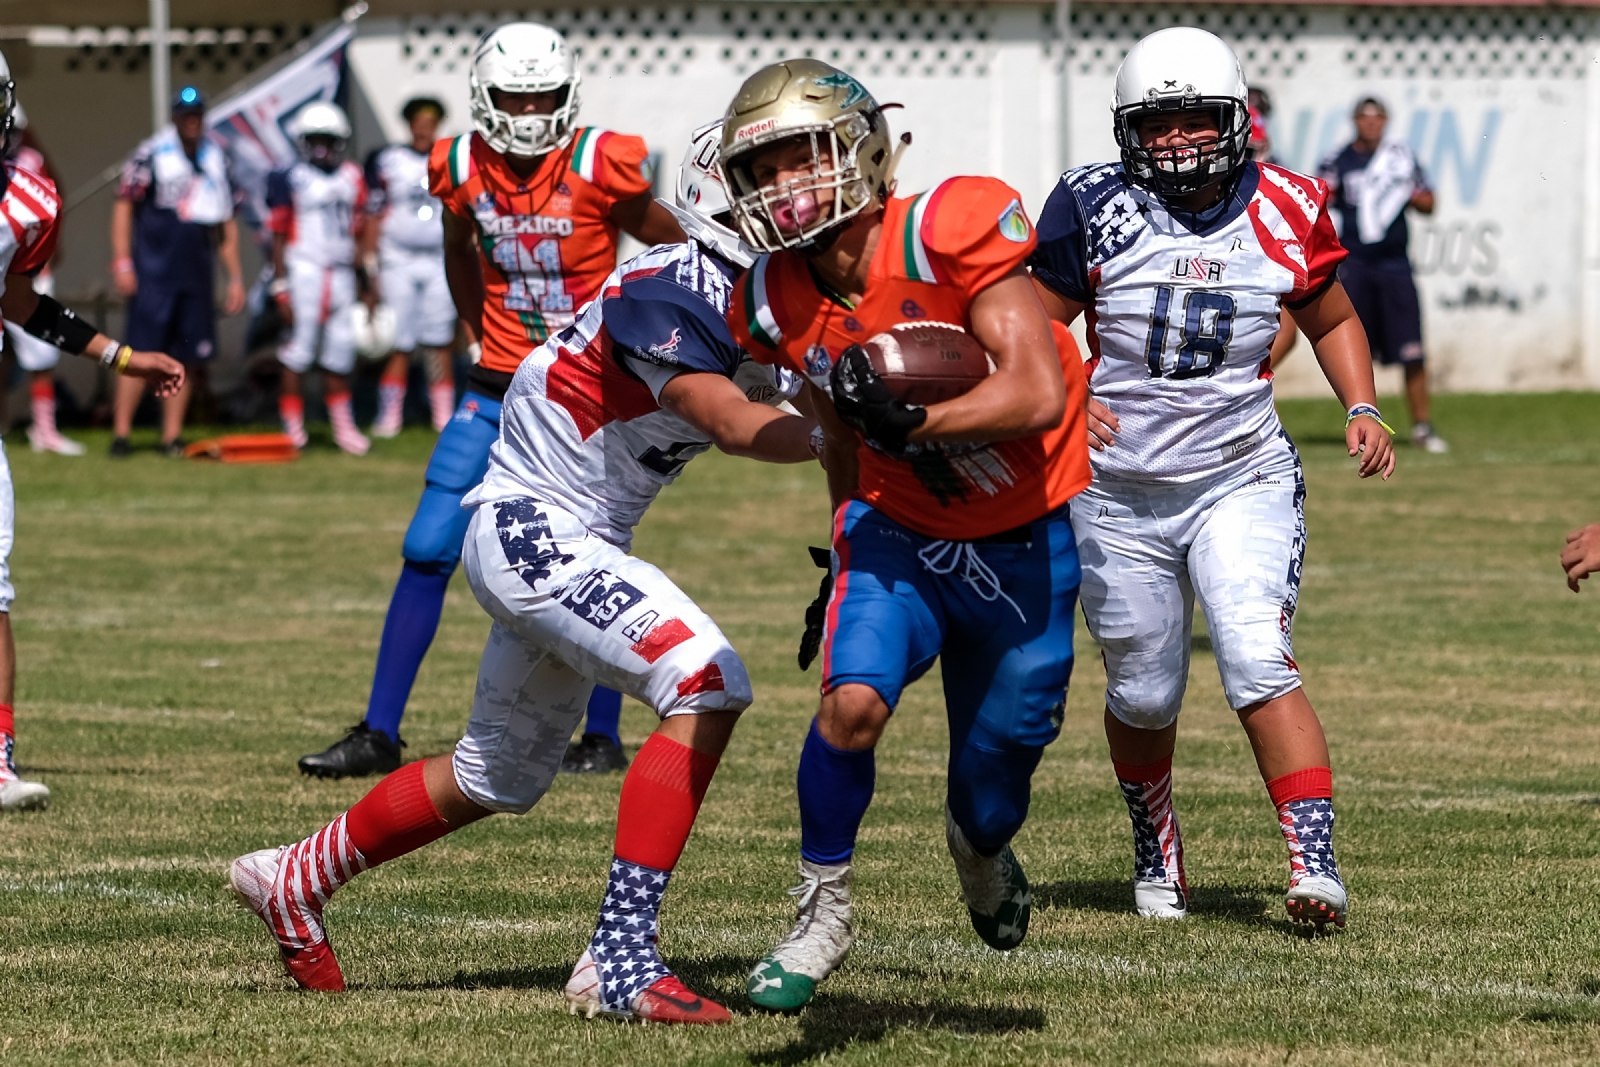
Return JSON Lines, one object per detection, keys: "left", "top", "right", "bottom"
{"left": 719, "top": 59, "right": 899, "bottom": 253}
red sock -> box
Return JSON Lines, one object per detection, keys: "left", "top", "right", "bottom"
{"left": 613, "top": 733, "right": 720, "bottom": 871}
{"left": 0, "top": 703, "right": 15, "bottom": 778}
{"left": 1266, "top": 766, "right": 1333, "bottom": 807}
{"left": 279, "top": 395, "right": 304, "bottom": 419}
{"left": 29, "top": 379, "right": 53, "bottom": 402}
{"left": 344, "top": 760, "right": 452, "bottom": 866}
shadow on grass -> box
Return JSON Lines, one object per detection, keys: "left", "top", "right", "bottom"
{"left": 402, "top": 954, "right": 753, "bottom": 995}
{"left": 1033, "top": 878, "right": 1283, "bottom": 927}
{"left": 748, "top": 993, "right": 1044, "bottom": 1065}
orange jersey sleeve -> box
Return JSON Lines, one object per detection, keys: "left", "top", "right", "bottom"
{"left": 910, "top": 176, "right": 1036, "bottom": 298}
{"left": 569, "top": 129, "right": 652, "bottom": 207}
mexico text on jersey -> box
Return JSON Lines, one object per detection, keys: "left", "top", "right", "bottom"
{"left": 430, "top": 128, "right": 652, "bottom": 374}
{"left": 730, "top": 175, "right": 1090, "bottom": 541}
{"left": 1030, "top": 160, "right": 1346, "bottom": 483}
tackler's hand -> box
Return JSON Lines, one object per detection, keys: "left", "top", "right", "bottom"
{"left": 1561, "top": 523, "right": 1600, "bottom": 593}
{"left": 124, "top": 351, "right": 186, "bottom": 398}
{"left": 1087, "top": 396, "right": 1119, "bottom": 452}
{"left": 829, "top": 344, "right": 927, "bottom": 453}
{"left": 797, "top": 546, "right": 833, "bottom": 672}
{"left": 1346, "top": 410, "right": 1396, "bottom": 480}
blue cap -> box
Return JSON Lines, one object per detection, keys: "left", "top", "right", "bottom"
{"left": 171, "top": 86, "right": 205, "bottom": 112}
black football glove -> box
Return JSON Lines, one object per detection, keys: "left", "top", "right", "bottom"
{"left": 829, "top": 344, "right": 928, "bottom": 453}
{"left": 798, "top": 546, "right": 833, "bottom": 672}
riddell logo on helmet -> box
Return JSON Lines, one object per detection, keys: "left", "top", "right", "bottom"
{"left": 735, "top": 118, "right": 779, "bottom": 142}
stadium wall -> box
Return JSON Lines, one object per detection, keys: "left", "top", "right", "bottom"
{"left": 9, "top": 2, "right": 1600, "bottom": 401}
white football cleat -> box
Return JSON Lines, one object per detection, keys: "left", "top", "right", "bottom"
{"left": 0, "top": 777, "right": 50, "bottom": 812}
{"left": 747, "top": 859, "right": 853, "bottom": 1012}
{"left": 369, "top": 412, "right": 402, "bottom": 440}
{"left": 1134, "top": 878, "right": 1188, "bottom": 919}
{"left": 1286, "top": 875, "right": 1347, "bottom": 930}
{"left": 26, "top": 425, "right": 86, "bottom": 456}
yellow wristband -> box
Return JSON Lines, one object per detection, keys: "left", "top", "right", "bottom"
{"left": 112, "top": 345, "right": 133, "bottom": 374}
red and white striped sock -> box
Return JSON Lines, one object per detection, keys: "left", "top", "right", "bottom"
{"left": 29, "top": 380, "right": 57, "bottom": 442}
{"left": 0, "top": 703, "right": 17, "bottom": 782}
{"left": 376, "top": 376, "right": 406, "bottom": 431}
{"left": 428, "top": 382, "right": 456, "bottom": 432}
{"left": 265, "top": 761, "right": 451, "bottom": 950}
{"left": 279, "top": 395, "right": 307, "bottom": 449}
{"left": 326, "top": 391, "right": 370, "bottom": 455}
{"left": 1114, "top": 756, "right": 1187, "bottom": 892}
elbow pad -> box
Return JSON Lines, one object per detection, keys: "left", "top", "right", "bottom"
{"left": 21, "top": 294, "right": 100, "bottom": 355}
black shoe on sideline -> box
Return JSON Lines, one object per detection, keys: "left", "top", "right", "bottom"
{"left": 560, "top": 733, "right": 629, "bottom": 775}
{"left": 298, "top": 723, "right": 405, "bottom": 779}
{"left": 161, "top": 438, "right": 187, "bottom": 458}
{"left": 109, "top": 437, "right": 132, "bottom": 458}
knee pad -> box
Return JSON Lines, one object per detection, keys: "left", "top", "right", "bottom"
{"left": 450, "top": 744, "right": 553, "bottom": 816}
{"left": 1107, "top": 688, "right": 1185, "bottom": 731}
{"left": 948, "top": 735, "right": 1044, "bottom": 854}
{"left": 401, "top": 485, "right": 472, "bottom": 571}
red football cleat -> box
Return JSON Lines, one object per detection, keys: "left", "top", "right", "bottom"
{"left": 632, "top": 974, "right": 732, "bottom": 1025}
{"left": 229, "top": 847, "right": 346, "bottom": 991}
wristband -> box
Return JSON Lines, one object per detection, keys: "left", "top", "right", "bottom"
{"left": 808, "top": 424, "right": 826, "bottom": 460}
{"left": 268, "top": 277, "right": 290, "bottom": 297}
{"left": 1345, "top": 404, "right": 1395, "bottom": 434}
{"left": 112, "top": 345, "right": 133, "bottom": 374}
{"left": 467, "top": 341, "right": 482, "bottom": 365}
{"left": 111, "top": 257, "right": 133, "bottom": 273}
{"left": 99, "top": 338, "right": 122, "bottom": 366}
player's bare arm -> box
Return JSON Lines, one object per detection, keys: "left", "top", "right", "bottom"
{"left": 1287, "top": 279, "right": 1396, "bottom": 479}
{"left": 268, "top": 229, "right": 292, "bottom": 327}
{"left": 217, "top": 217, "right": 246, "bottom": 316}
{"left": 908, "top": 268, "right": 1065, "bottom": 443}
{"left": 441, "top": 207, "right": 485, "bottom": 339}
{"left": 804, "top": 380, "right": 861, "bottom": 510}
{"left": 1561, "top": 523, "right": 1600, "bottom": 592}
{"left": 1033, "top": 281, "right": 1121, "bottom": 450}
{"left": 0, "top": 272, "right": 184, "bottom": 394}
{"left": 109, "top": 198, "right": 137, "bottom": 297}
{"left": 610, "top": 191, "right": 686, "bottom": 247}
{"left": 1270, "top": 306, "right": 1299, "bottom": 368}
{"left": 657, "top": 370, "right": 817, "bottom": 463}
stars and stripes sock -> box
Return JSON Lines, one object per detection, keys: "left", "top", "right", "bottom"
{"left": 588, "top": 734, "right": 720, "bottom": 1012}
{"left": 0, "top": 703, "right": 17, "bottom": 782}
{"left": 267, "top": 760, "right": 452, "bottom": 950}
{"left": 279, "top": 394, "right": 306, "bottom": 448}
{"left": 1114, "top": 756, "right": 1186, "bottom": 891}
{"left": 377, "top": 372, "right": 406, "bottom": 428}
{"left": 1266, "top": 766, "right": 1340, "bottom": 886}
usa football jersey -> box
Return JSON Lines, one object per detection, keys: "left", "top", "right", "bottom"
{"left": 265, "top": 161, "right": 367, "bottom": 269}
{"left": 365, "top": 144, "right": 443, "bottom": 255}
{"left": 730, "top": 176, "right": 1090, "bottom": 542}
{"left": 0, "top": 162, "right": 60, "bottom": 309}
{"left": 430, "top": 128, "right": 652, "bottom": 375}
{"left": 467, "top": 239, "right": 801, "bottom": 550}
{"left": 1031, "top": 161, "right": 1345, "bottom": 484}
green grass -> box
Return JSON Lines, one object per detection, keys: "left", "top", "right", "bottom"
{"left": 5, "top": 394, "right": 1600, "bottom": 1065}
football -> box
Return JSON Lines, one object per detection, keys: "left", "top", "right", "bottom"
{"left": 862, "top": 322, "right": 994, "bottom": 406}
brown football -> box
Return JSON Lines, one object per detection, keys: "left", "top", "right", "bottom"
{"left": 862, "top": 322, "right": 994, "bottom": 406}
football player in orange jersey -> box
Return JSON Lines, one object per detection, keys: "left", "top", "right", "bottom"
{"left": 298, "top": 22, "right": 684, "bottom": 780}
{"left": 720, "top": 60, "right": 1092, "bottom": 1011}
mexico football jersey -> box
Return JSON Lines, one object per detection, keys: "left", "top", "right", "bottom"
{"left": 1030, "top": 160, "right": 1345, "bottom": 484}
{"left": 430, "top": 128, "right": 652, "bottom": 377}
{"left": 729, "top": 176, "right": 1090, "bottom": 541}
{"left": 468, "top": 239, "right": 801, "bottom": 550}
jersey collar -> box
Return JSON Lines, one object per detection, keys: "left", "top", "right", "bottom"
{"left": 1162, "top": 161, "right": 1259, "bottom": 238}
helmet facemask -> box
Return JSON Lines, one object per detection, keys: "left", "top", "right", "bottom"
{"left": 300, "top": 134, "right": 346, "bottom": 172}
{"left": 1114, "top": 93, "right": 1250, "bottom": 199}
{"left": 724, "top": 112, "right": 885, "bottom": 255}
{"left": 471, "top": 80, "right": 579, "bottom": 159}
{"left": 0, "top": 78, "right": 16, "bottom": 161}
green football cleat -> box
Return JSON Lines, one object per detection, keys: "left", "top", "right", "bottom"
{"left": 747, "top": 957, "right": 817, "bottom": 1012}
{"left": 747, "top": 859, "right": 852, "bottom": 1012}
{"left": 946, "top": 807, "right": 1031, "bottom": 951}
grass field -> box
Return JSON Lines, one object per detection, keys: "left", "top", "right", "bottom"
{"left": 5, "top": 394, "right": 1600, "bottom": 1066}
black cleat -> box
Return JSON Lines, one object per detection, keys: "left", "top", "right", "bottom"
{"left": 560, "top": 733, "right": 629, "bottom": 775}
{"left": 298, "top": 723, "right": 405, "bottom": 779}
{"left": 161, "top": 438, "right": 188, "bottom": 458}
{"left": 109, "top": 436, "right": 132, "bottom": 459}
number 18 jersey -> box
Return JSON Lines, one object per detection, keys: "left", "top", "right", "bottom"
{"left": 429, "top": 128, "right": 651, "bottom": 376}
{"left": 1030, "top": 161, "right": 1345, "bottom": 483}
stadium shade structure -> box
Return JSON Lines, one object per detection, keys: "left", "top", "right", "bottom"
{"left": 6, "top": 0, "right": 1600, "bottom": 399}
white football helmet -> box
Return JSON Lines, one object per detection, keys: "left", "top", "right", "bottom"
{"left": 664, "top": 120, "right": 756, "bottom": 268}
{"left": 469, "top": 23, "right": 580, "bottom": 159}
{"left": 289, "top": 100, "right": 351, "bottom": 169}
{"left": 0, "top": 49, "right": 15, "bottom": 156}
{"left": 351, "top": 302, "right": 398, "bottom": 361}
{"left": 1112, "top": 27, "right": 1250, "bottom": 197}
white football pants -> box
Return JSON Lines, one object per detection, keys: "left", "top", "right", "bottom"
{"left": 278, "top": 259, "right": 356, "bottom": 375}
{"left": 1072, "top": 434, "right": 1306, "bottom": 730}
{"left": 454, "top": 496, "right": 752, "bottom": 813}
{"left": 380, "top": 248, "right": 455, "bottom": 352}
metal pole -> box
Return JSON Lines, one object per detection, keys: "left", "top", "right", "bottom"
{"left": 149, "top": 0, "right": 169, "bottom": 134}
{"left": 1055, "top": 0, "right": 1072, "bottom": 174}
